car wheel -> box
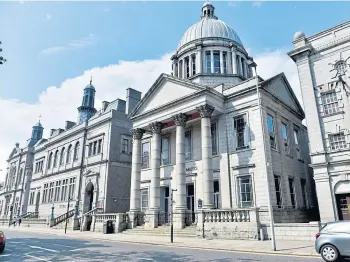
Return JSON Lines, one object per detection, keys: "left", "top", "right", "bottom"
{"left": 0, "top": 245, "right": 4, "bottom": 253}
{"left": 321, "top": 244, "right": 339, "bottom": 262}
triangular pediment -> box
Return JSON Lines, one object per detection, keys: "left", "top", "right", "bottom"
{"left": 262, "top": 73, "right": 304, "bottom": 117}
{"left": 8, "top": 147, "right": 19, "bottom": 159}
{"left": 131, "top": 74, "right": 206, "bottom": 117}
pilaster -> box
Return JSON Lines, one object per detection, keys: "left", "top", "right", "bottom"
{"left": 231, "top": 48, "right": 237, "bottom": 74}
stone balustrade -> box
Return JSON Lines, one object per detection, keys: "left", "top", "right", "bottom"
{"left": 203, "top": 209, "right": 253, "bottom": 223}
{"left": 93, "top": 213, "right": 127, "bottom": 233}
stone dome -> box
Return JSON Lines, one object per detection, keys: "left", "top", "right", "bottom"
{"left": 177, "top": 2, "right": 243, "bottom": 51}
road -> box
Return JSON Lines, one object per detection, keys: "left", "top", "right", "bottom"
{"left": 1, "top": 230, "right": 321, "bottom": 262}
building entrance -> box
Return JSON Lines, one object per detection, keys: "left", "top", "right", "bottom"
{"left": 186, "top": 184, "right": 195, "bottom": 223}
{"left": 336, "top": 194, "right": 350, "bottom": 220}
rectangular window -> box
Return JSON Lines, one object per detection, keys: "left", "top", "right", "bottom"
{"left": 301, "top": 178, "right": 307, "bottom": 208}
{"left": 141, "top": 189, "right": 148, "bottom": 212}
{"left": 236, "top": 56, "right": 241, "bottom": 75}
{"left": 214, "top": 180, "right": 220, "bottom": 209}
{"left": 88, "top": 143, "right": 92, "bottom": 156}
{"left": 223, "top": 52, "right": 227, "bottom": 74}
{"left": 61, "top": 179, "right": 68, "bottom": 201}
{"left": 322, "top": 91, "right": 340, "bottom": 115}
{"left": 97, "top": 139, "right": 102, "bottom": 154}
{"left": 48, "top": 182, "right": 54, "bottom": 202}
{"left": 192, "top": 55, "right": 196, "bottom": 75}
{"left": 274, "top": 175, "right": 282, "bottom": 208}
{"left": 329, "top": 132, "right": 347, "bottom": 150}
{"left": 122, "top": 138, "right": 129, "bottom": 154}
{"left": 205, "top": 51, "right": 211, "bottom": 73}
{"left": 29, "top": 192, "right": 35, "bottom": 205}
{"left": 141, "top": 142, "right": 150, "bottom": 168}
{"left": 267, "top": 114, "right": 276, "bottom": 149}
{"left": 54, "top": 180, "right": 61, "bottom": 202}
{"left": 213, "top": 52, "right": 220, "bottom": 73}
{"left": 281, "top": 122, "right": 288, "bottom": 151}
{"left": 288, "top": 178, "right": 296, "bottom": 208}
{"left": 93, "top": 141, "right": 97, "bottom": 155}
{"left": 234, "top": 115, "right": 248, "bottom": 150}
{"left": 42, "top": 184, "right": 48, "bottom": 203}
{"left": 211, "top": 123, "right": 218, "bottom": 155}
{"left": 185, "top": 131, "right": 192, "bottom": 160}
{"left": 68, "top": 177, "right": 76, "bottom": 199}
{"left": 161, "top": 137, "right": 170, "bottom": 165}
{"left": 185, "top": 57, "right": 190, "bottom": 78}
{"left": 237, "top": 175, "right": 253, "bottom": 207}
{"left": 294, "top": 129, "right": 301, "bottom": 159}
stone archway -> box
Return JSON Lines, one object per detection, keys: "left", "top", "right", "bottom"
{"left": 83, "top": 182, "right": 94, "bottom": 214}
{"left": 335, "top": 180, "right": 350, "bottom": 220}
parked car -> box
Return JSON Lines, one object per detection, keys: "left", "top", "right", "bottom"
{"left": 0, "top": 231, "right": 5, "bottom": 253}
{"left": 315, "top": 221, "right": 350, "bottom": 262}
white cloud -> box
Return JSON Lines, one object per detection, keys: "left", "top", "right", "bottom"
{"left": 45, "top": 14, "right": 52, "bottom": 20}
{"left": 0, "top": 49, "right": 302, "bottom": 181}
{"left": 252, "top": 1, "right": 263, "bottom": 8}
{"left": 40, "top": 34, "right": 97, "bottom": 55}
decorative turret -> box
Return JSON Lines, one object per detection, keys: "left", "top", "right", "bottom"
{"left": 28, "top": 117, "right": 44, "bottom": 146}
{"left": 77, "top": 77, "right": 97, "bottom": 124}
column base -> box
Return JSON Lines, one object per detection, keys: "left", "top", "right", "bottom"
{"left": 127, "top": 210, "right": 140, "bottom": 229}
{"left": 173, "top": 209, "right": 187, "bottom": 229}
{"left": 144, "top": 209, "right": 159, "bottom": 229}
{"left": 72, "top": 217, "right": 80, "bottom": 231}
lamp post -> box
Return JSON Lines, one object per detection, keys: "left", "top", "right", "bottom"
{"left": 248, "top": 60, "right": 276, "bottom": 251}
{"left": 50, "top": 201, "right": 55, "bottom": 220}
{"left": 65, "top": 197, "right": 71, "bottom": 234}
{"left": 170, "top": 188, "right": 177, "bottom": 243}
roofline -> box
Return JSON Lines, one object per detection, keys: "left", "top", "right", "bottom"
{"left": 306, "top": 20, "right": 350, "bottom": 42}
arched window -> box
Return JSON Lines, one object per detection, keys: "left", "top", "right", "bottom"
{"left": 53, "top": 150, "right": 59, "bottom": 167}
{"left": 60, "top": 147, "right": 65, "bottom": 166}
{"left": 48, "top": 152, "right": 53, "bottom": 169}
{"left": 74, "top": 142, "right": 80, "bottom": 161}
{"left": 66, "top": 145, "right": 73, "bottom": 163}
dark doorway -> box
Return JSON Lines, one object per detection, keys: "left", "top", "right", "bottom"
{"left": 84, "top": 182, "right": 94, "bottom": 231}
{"left": 336, "top": 194, "right": 350, "bottom": 220}
{"left": 186, "top": 184, "right": 195, "bottom": 223}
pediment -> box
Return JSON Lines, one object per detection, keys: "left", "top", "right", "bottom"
{"left": 263, "top": 73, "right": 304, "bottom": 117}
{"left": 131, "top": 74, "right": 206, "bottom": 117}
{"left": 8, "top": 148, "right": 19, "bottom": 159}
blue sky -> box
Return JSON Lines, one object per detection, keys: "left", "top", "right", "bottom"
{"left": 1, "top": 1, "right": 350, "bottom": 103}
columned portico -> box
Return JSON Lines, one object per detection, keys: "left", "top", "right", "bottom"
{"left": 173, "top": 113, "right": 189, "bottom": 229}
{"left": 197, "top": 104, "right": 215, "bottom": 209}
{"left": 128, "top": 128, "right": 145, "bottom": 228}
{"left": 146, "top": 122, "right": 163, "bottom": 228}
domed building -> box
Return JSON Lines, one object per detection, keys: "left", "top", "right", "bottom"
{"left": 171, "top": 1, "right": 252, "bottom": 87}
{"left": 127, "top": 1, "right": 317, "bottom": 240}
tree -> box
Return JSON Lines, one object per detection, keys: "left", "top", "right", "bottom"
{"left": 0, "top": 41, "right": 7, "bottom": 65}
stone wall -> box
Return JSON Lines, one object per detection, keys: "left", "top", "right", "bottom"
{"left": 259, "top": 208, "right": 310, "bottom": 223}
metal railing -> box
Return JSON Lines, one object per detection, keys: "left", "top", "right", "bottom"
{"left": 51, "top": 209, "right": 75, "bottom": 227}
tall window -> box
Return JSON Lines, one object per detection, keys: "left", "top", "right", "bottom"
{"left": 48, "top": 182, "right": 54, "bottom": 202}
{"left": 214, "top": 180, "right": 220, "bottom": 209}
{"left": 205, "top": 51, "right": 211, "bottom": 73}
{"left": 53, "top": 150, "right": 59, "bottom": 167}
{"left": 281, "top": 122, "right": 288, "bottom": 151}
{"left": 74, "top": 142, "right": 80, "bottom": 161}
{"left": 223, "top": 52, "right": 227, "bottom": 74}
{"left": 288, "top": 177, "right": 296, "bottom": 208}
{"left": 300, "top": 178, "right": 307, "bottom": 208}
{"left": 93, "top": 141, "right": 97, "bottom": 155}
{"left": 141, "top": 142, "right": 150, "bottom": 168}
{"left": 267, "top": 114, "right": 276, "bottom": 149}
{"left": 88, "top": 143, "right": 92, "bottom": 156}
{"left": 48, "top": 152, "right": 53, "bottom": 169}
{"left": 185, "top": 131, "right": 192, "bottom": 160}
{"left": 213, "top": 52, "right": 220, "bottom": 73}
{"left": 185, "top": 57, "right": 190, "bottom": 78}
{"left": 54, "top": 181, "right": 61, "bottom": 202}
{"left": 322, "top": 91, "right": 339, "bottom": 115}
{"left": 97, "top": 139, "right": 102, "bottom": 154}
{"left": 42, "top": 184, "right": 48, "bottom": 203}
{"left": 17, "top": 168, "right": 23, "bottom": 186}
{"left": 60, "top": 148, "right": 65, "bottom": 166}
{"left": 234, "top": 115, "right": 248, "bottom": 150}
{"left": 211, "top": 123, "right": 218, "bottom": 155}
{"left": 192, "top": 55, "right": 196, "bottom": 75}
{"left": 141, "top": 189, "right": 148, "bottom": 212}
{"left": 122, "top": 139, "right": 128, "bottom": 153}
{"left": 161, "top": 137, "right": 170, "bottom": 165}
{"left": 236, "top": 56, "right": 241, "bottom": 75}
{"left": 66, "top": 145, "right": 72, "bottom": 164}
{"left": 274, "top": 175, "right": 282, "bottom": 208}
{"left": 68, "top": 177, "right": 76, "bottom": 199}
{"left": 61, "top": 179, "right": 68, "bottom": 201}
{"left": 29, "top": 192, "right": 35, "bottom": 205}
{"left": 293, "top": 129, "right": 301, "bottom": 159}
{"left": 237, "top": 175, "right": 253, "bottom": 207}
{"left": 329, "top": 132, "right": 347, "bottom": 150}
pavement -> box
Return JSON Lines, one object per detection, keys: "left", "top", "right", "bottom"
{"left": 1, "top": 229, "right": 322, "bottom": 262}
{"left": 1, "top": 225, "right": 320, "bottom": 259}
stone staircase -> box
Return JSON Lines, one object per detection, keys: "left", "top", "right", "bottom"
{"left": 122, "top": 225, "right": 197, "bottom": 238}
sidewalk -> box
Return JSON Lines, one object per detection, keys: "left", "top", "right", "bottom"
{"left": 1, "top": 226, "right": 318, "bottom": 258}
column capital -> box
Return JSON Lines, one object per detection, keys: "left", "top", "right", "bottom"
{"left": 130, "top": 128, "right": 145, "bottom": 140}
{"left": 196, "top": 104, "right": 215, "bottom": 118}
{"left": 172, "top": 113, "right": 189, "bottom": 126}
{"left": 149, "top": 122, "right": 164, "bottom": 134}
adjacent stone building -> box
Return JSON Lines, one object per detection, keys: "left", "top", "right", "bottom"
{"left": 0, "top": 80, "right": 142, "bottom": 229}
{"left": 289, "top": 21, "right": 350, "bottom": 222}
{"left": 128, "top": 1, "right": 316, "bottom": 231}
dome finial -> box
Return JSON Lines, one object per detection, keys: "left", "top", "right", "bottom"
{"left": 90, "top": 74, "right": 92, "bottom": 85}
{"left": 38, "top": 114, "right": 42, "bottom": 124}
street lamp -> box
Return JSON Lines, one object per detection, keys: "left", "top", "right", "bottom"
{"left": 247, "top": 60, "right": 276, "bottom": 251}
{"left": 50, "top": 201, "right": 55, "bottom": 220}
{"left": 65, "top": 197, "right": 71, "bottom": 234}
{"left": 170, "top": 188, "right": 177, "bottom": 243}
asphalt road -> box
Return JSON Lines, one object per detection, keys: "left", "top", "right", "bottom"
{"left": 0, "top": 230, "right": 322, "bottom": 262}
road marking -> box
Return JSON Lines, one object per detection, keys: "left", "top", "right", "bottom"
{"left": 0, "top": 254, "right": 11, "bottom": 257}
{"left": 29, "top": 245, "right": 58, "bottom": 253}
{"left": 25, "top": 254, "right": 51, "bottom": 261}
{"left": 52, "top": 243, "right": 75, "bottom": 248}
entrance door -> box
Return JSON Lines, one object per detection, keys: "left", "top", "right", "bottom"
{"left": 186, "top": 184, "right": 195, "bottom": 223}
{"left": 164, "top": 187, "right": 170, "bottom": 224}
{"left": 35, "top": 192, "right": 40, "bottom": 213}
{"left": 336, "top": 194, "right": 350, "bottom": 220}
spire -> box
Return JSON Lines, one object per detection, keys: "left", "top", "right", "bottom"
{"left": 77, "top": 78, "right": 97, "bottom": 123}
{"left": 90, "top": 75, "right": 92, "bottom": 85}
{"left": 38, "top": 114, "right": 42, "bottom": 124}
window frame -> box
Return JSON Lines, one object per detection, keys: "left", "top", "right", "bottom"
{"left": 267, "top": 113, "right": 277, "bottom": 150}
{"left": 160, "top": 136, "right": 170, "bottom": 166}
{"left": 205, "top": 51, "right": 211, "bottom": 73}
{"left": 141, "top": 189, "right": 149, "bottom": 212}
{"left": 185, "top": 130, "right": 192, "bottom": 161}
{"left": 237, "top": 174, "right": 253, "bottom": 208}
{"left": 141, "top": 141, "right": 151, "bottom": 169}
{"left": 321, "top": 90, "right": 340, "bottom": 116}
{"left": 281, "top": 122, "right": 289, "bottom": 152}
{"left": 122, "top": 138, "right": 129, "bottom": 154}
{"left": 274, "top": 175, "right": 283, "bottom": 208}
{"left": 233, "top": 114, "right": 249, "bottom": 150}
{"left": 328, "top": 132, "right": 347, "bottom": 151}
{"left": 288, "top": 177, "right": 296, "bottom": 208}
{"left": 211, "top": 121, "right": 218, "bottom": 156}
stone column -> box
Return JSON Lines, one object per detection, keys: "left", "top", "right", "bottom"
{"left": 196, "top": 46, "right": 202, "bottom": 74}
{"left": 177, "top": 61, "right": 181, "bottom": 78}
{"left": 210, "top": 51, "right": 214, "bottom": 73}
{"left": 21, "top": 168, "right": 32, "bottom": 215}
{"left": 231, "top": 49, "right": 237, "bottom": 74}
{"left": 146, "top": 122, "right": 163, "bottom": 228}
{"left": 189, "top": 55, "right": 193, "bottom": 77}
{"left": 197, "top": 104, "right": 215, "bottom": 209}
{"left": 220, "top": 51, "right": 224, "bottom": 74}
{"left": 128, "top": 128, "right": 144, "bottom": 228}
{"left": 244, "top": 59, "right": 248, "bottom": 79}
{"left": 240, "top": 56, "right": 244, "bottom": 77}
{"left": 182, "top": 59, "right": 185, "bottom": 79}
{"left": 173, "top": 113, "right": 189, "bottom": 229}
{"left": 172, "top": 61, "right": 177, "bottom": 77}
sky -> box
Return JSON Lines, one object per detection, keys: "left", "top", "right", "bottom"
{"left": 0, "top": 0, "right": 350, "bottom": 179}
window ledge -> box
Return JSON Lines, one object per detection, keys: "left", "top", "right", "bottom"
{"left": 321, "top": 111, "right": 345, "bottom": 118}
{"left": 160, "top": 164, "right": 172, "bottom": 168}
{"left": 141, "top": 167, "right": 151, "bottom": 171}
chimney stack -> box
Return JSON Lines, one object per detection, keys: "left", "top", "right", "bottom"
{"left": 126, "top": 88, "right": 141, "bottom": 115}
